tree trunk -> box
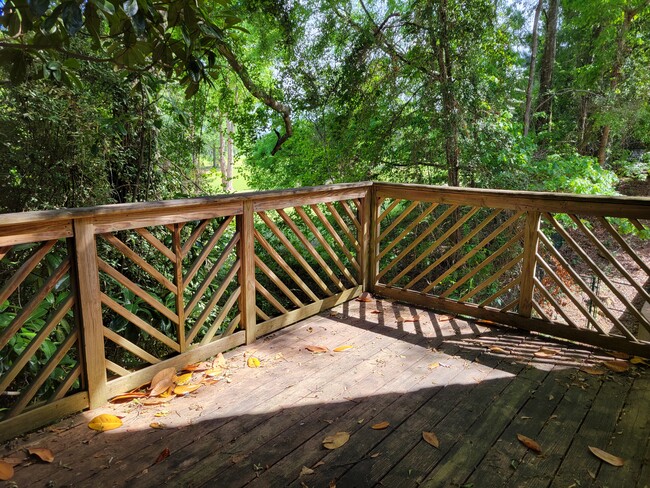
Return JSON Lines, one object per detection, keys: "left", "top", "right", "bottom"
{"left": 534, "top": 0, "right": 558, "bottom": 136}
{"left": 523, "top": 0, "right": 543, "bottom": 137}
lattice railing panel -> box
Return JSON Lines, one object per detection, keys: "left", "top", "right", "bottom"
{"left": 254, "top": 200, "right": 360, "bottom": 320}
{"left": 0, "top": 239, "right": 82, "bottom": 419}
{"left": 533, "top": 214, "right": 650, "bottom": 339}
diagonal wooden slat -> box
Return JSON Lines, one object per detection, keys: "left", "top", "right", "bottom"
{"left": 310, "top": 205, "right": 360, "bottom": 269}
{"left": 185, "top": 261, "right": 241, "bottom": 345}
{"left": 325, "top": 202, "right": 360, "bottom": 250}
{"left": 105, "top": 359, "right": 131, "bottom": 378}
{"left": 0, "top": 245, "right": 11, "bottom": 261}
{"left": 339, "top": 200, "right": 361, "bottom": 231}
{"left": 103, "top": 327, "right": 160, "bottom": 365}
{"left": 135, "top": 227, "right": 176, "bottom": 263}
{"left": 51, "top": 363, "right": 81, "bottom": 401}
{"left": 276, "top": 209, "right": 346, "bottom": 291}
{"left": 184, "top": 233, "right": 240, "bottom": 317}
{"left": 184, "top": 216, "right": 234, "bottom": 284}
{"left": 458, "top": 253, "right": 523, "bottom": 303}
{"left": 221, "top": 314, "right": 241, "bottom": 338}
{"left": 182, "top": 219, "right": 211, "bottom": 257}
{"left": 379, "top": 201, "right": 421, "bottom": 242}
{"left": 378, "top": 198, "right": 402, "bottom": 223}
{"left": 255, "top": 280, "right": 288, "bottom": 315}
{"left": 97, "top": 258, "right": 178, "bottom": 324}
{"left": 101, "top": 293, "right": 180, "bottom": 353}
{"left": 597, "top": 216, "right": 650, "bottom": 276}
{"left": 532, "top": 301, "right": 552, "bottom": 322}
{"left": 442, "top": 230, "right": 523, "bottom": 298}
{"left": 377, "top": 204, "right": 458, "bottom": 281}
{"left": 425, "top": 211, "right": 522, "bottom": 295}
{"left": 501, "top": 299, "right": 518, "bottom": 313}
{"left": 629, "top": 218, "right": 646, "bottom": 232}
{"left": 257, "top": 211, "right": 333, "bottom": 296}
{"left": 254, "top": 229, "right": 319, "bottom": 302}
{"left": 404, "top": 208, "right": 501, "bottom": 291}
{"left": 478, "top": 276, "right": 521, "bottom": 308}
{"left": 293, "top": 207, "right": 358, "bottom": 286}
{"left": 201, "top": 287, "right": 241, "bottom": 344}
{"left": 101, "top": 233, "right": 177, "bottom": 294}
{"left": 0, "top": 259, "right": 70, "bottom": 350}
{"left": 256, "top": 306, "right": 270, "bottom": 321}
{"left": 378, "top": 203, "right": 438, "bottom": 260}
{"left": 533, "top": 277, "right": 580, "bottom": 329}
{"left": 386, "top": 206, "right": 481, "bottom": 287}
{"left": 254, "top": 255, "right": 303, "bottom": 308}
{"left": 0, "top": 240, "right": 57, "bottom": 305}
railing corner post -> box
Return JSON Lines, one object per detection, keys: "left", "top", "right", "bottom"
{"left": 519, "top": 211, "right": 541, "bottom": 318}
{"left": 72, "top": 218, "right": 108, "bottom": 409}
{"left": 358, "top": 185, "right": 374, "bottom": 291}
{"left": 238, "top": 201, "right": 256, "bottom": 345}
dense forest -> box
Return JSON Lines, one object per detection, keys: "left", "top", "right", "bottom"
{"left": 1, "top": 0, "right": 649, "bottom": 213}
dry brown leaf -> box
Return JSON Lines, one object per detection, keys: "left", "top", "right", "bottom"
{"left": 333, "top": 345, "right": 353, "bottom": 352}
{"left": 580, "top": 366, "right": 606, "bottom": 375}
{"left": 539, "top": 346, "right": 561, "bottom": 355}
{"left": 214, "top": 352, "right": 227, "bottom": 369}
{"left": 300, "top": 466, "right": 315, "bottom": 476}
{"left": 422, "top": 431, "right": 439, "bottom": 448}
{"left": 154, "top": 448, "right": 170, "bottom": 464}
{"left": 329, "top": 480, "right": 337, "bottom": 488}
{"left": 356, "top": 292, "right": 373, "bottom": 302}
{"left": 312, "top": 461, "right": 325, "bottom": 468}
{"left": 476, "top": 319, "right": 498, "bottom": 326}
{"left": 517, "top": 434, "right": 542, "bottom": 454}
{"left": 26, "top": 447, "right": 54, "bottom": 463}
{"left": 247, "top": 357, "right": 261, "bottom": 368}
{"left": 0, "top": 461, "right": 14, "bottom": 481}
{"left": 175, "top": 373, "right": 193, "bottom": 385}
{"left": 150, "top": 377, "right": 174, "bottom": 397}
{"left": 88, "top": 414, "right": 123, "bottom": 432}
{"left": 534, "top": 351, "right": 556, "bottom": 358}
{"left": 588, "top": 446, "right": 625, "bottom": 467}
{"left": 306, "top": 345, "right": 328, "bottom": 354}
{"left": 371, "top": 421, "right": 390, "bottom": 430}
{"left": 370, "top": 452, "right": 381, "bottom": 458}
{"left": 140, "top": 396, "right": 175, "bottom": 406}
{"left": 402, "top": 315, "right": 420, "bottom": 322}
{"left": 323, "top": 432, "right": 350, "bottom": 450}
{"left": 204, "top": 367, "right": 223, "bottom": 377}
{"left": 602, "top": 361, "right": 630, "bottom": 373}
{"left": 150, "top": 367, "right": 176, "bottom": 389}
{"left": 109, "top": 392, "right": 148, "bottom": 404}
{"left": 606, "top": 351, "right": 631, "bottom": 360}
{"left": 149, "top": 422, "right": 165, "bottom": 429}
{"left": 174, "top": 384, "right": 201, "bottom": 395}
{"left": 182, "top": 361, "right": 211, "bottom": 372}
{"left": 489, "top": 346, "right": 508, "bottom": 354}
{"left": 370, "top": 310, "right": 383, "bottom": 314}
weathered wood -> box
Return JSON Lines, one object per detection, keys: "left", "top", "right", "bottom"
{"left": 458, "top": 252, "right": 522, "bottom": 302}
{"left": 532, "top": 277, "right": 581, "bottom": 328}
{"left": 478, "top": 275, "right": 520, "bottom": 307}
{"left": 379, "top": 200, "right": 420, "bottom": 242}
{"left": 377, "top": 203, "right": 438, "bottom": 261}
{"left": 181, "top": 219, "right": 211, "bottom": 257}
{"left": 357, "top": 190, "right": 371, "bottom": 290}
{"left": 598, "top": 215, "right": 650, "bottom": 275}
{"left": 134, "top": 226, "right": 176, "bottom": 263}
{"left": 51, "top": 363, "right": 81, "bottom": 401}
{"left": 183, "top": 216, "right": 234, "bottom": 284}
{"left": 172, "top": 224, "right": 186, "bottom": 352}
{"left": 238, "top": 200, "right": 257, "bottom": 345}
{"left": 518, "top": 211, "right": 541, "bottom": 317}
{"left": 368, "top": 189, "right": 381, "bottom": 292}
{"left": 0, "top": 220, "right": 73, "bottom": 247}
{"left": 377, "top": 197, "right": 402, "bottom": 223}
{"left": 340, "top": 199, "right": 361, "bottom": 231}
{"left": 103, "top": 328, "right": 160, "bottom": 365}
{"left": 255, "top": 280, "right": 289, "bottom": 314}
{"left": 105, "top": 359, "right": 131, "bottom": 377}
{"left": 254, "top": 255, "right": 304, "bottom": 308}
{"left": 200, "top": 287, "right": 241, "bottom": 344}
{"left": 325, "top": 201, "right": 360, "bottom": 250}
{"left": 0, "top": 239, "right": 57, "bottom": 305}
{"left": 310, "top": 204, "right": 360, "bottom": 271}
{"left": 251, "top": 186, "right": 369, "bottom": 212}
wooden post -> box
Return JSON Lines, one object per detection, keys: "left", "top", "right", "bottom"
{"left": 72, "top": 219, "right": 107, "bottom": 409}
{"left": 368, "top": 186, "right": 381, "bottom": 294}
{"left": 172, "top": 224, "right": 186, "bottom": 352}
{"left": 358, "top": 188, "right": 372, "bottom": 290}
{"left": 238, "top": 201, "right": 256, "bottom": 345}
{"left": 518, "top": 211, "right": 541, "bottom": 317}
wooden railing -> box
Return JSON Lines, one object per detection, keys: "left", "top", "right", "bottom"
{"left": 1, "top": 181, "right": 648, "bottom": 440}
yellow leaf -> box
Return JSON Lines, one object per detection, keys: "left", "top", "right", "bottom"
{"left": 214, "top": 352, "right": 227, "bottom": 369}
{"left": 489, "top": 346, "right": 508, "bottom": 354}
{"left": 300, "top": 466, "right": 315, "bottom": 476}
{"left": 159, "top": 385, "right": 175, "bottom": 398}
{"left": 428, "top": 362, "right": 440, "bottom": 369}
{"left": 175, "top": 373, "right": 193, "bottom": 385}
{"left": 306, "top": 345, "right": 328, "bottom": 353}
{"left": 27, "top": 447, "right": 54, "bottom": 463}
{"left": 174, "top": 384, "right": 201, "bottom": 395}
{"left": 602, "top": 361, "right": 630, "bottom": 373}
{"left": 150, "top": 422, "right": 165, "bottom": 429}
{"left": 517, "top": 434, "right": 542, "bottom": 454}
{"left": 322, "top": 432, "right": 350, "bottom": 449}
{"left": 205, "top": 367, "right": 223, "bottom": 377}
{"left": 247, "top": 357, "right": 261, "bottom": 368}
{"left": 154, "top": 410, "right": 169, "bottom": 417}
{"left": 109, "top": 392, "right": 148, "bottom": 404}
{"left": 580, "top": 366, "right": 606, "bottom": 375}
{"left": 371, "top": 421, "right": 390, "bottom": 430}
{"left": 422, "top": 431, "right": 439, "bottom": 448}
{"left": 333, "top": 345, "right": 353, "bottom": 352}
{"left": 0, "top": 460, "right": 14, "bottom": 481}
{"left": 88, "top": 414, "right": 123, "bottom": 432}
{"left": 630, "top": 356, "right": 648, "bottom": 365}
{"left": 589, "top": 446, "right": 625, "bottom": 467}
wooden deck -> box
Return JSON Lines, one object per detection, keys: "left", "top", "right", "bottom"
{"left": 2, "top": 298, "right": 649, "bottom": 488}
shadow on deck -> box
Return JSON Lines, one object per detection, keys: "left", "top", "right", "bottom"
{"left": 2, "top": 298, "right": 649, "bottom": 488}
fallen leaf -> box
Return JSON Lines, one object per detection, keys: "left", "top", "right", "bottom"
{"left": 329, "top": 311, "right": 339, "bottom": 317}
{"left": 159, "top": 385, "right": 175, "bottom": 398}
{"left": 247, "top": 357, "right": 261, "bottom": 368}
{"left": 154, "top": 410, "right": 169, "bottom": 417}
{"left": 402, "top": 315, "right": 420, "bottom": 322}
{"left": 109, "top": 392, "right": 148, "bottom": 403}
{"left": 329, "top": 480, "right": 336, "bottom": 488}
{"left": 371, "top": 421, "right": 390, "bottom": 430}
{"left": 140, "top": 396, "right": 175, "bottom": 406}
{"left": 489, "top": 346, "right": 508, "bottom": 354}
{"left": 150, "top": 377, "right": 174, "bottom": 397}
{"left": 580, "top": 366, "right": 606, "bottom": 375}
{"left": 534, "top": 351, "right": 558, "bottom": 358}
{"left": 356, "top": 292, "right": 373, "bottom": 302}
{"left": 230, "top": 453, "right": 247, "bottom": 464}
{"left": 214, "top": 353, "right": 227, "bottom": 368}
{"left": 312, "top": 461, "right": 325, "bottom": 468}
{"left": 174, "top": 384, "right": 201, "bottom": 395}
{"left": 306, "top": 345, "right": 328, "bottom": 353}
{"left": 370, "top": 452, "right": 381, "bottom": 458}
{"left": 538, "top": 347, "right": 560, "bottom": 355}
{"left": 517, "top": 434, "right": 542, "bottom": 454}
{"left": 27, "top": 448, "right": 54, "bottom": 463}
{"left": 150, "top": 367, "right": 176, "bottom": 391}
{"left": 588, "top": 446, "right": 624, "bottom": 467}
{"left": 422, "top": 431, "right": 439, "bottom": 448}
{"left": 438, "top": 315, "right": 453, "bottom": 322}
{"left": 476, "top": 319, "right": 498, "bottom": 326}
{"left": 370, "top": 310, "right": 382, "bottom": 314}
{"left": 88, "top": 414, "right": 123, "bottom": 432}
{"left": 175, "top": 373, "right": 193, "bottom": 385}
{"left": 630, "top": 356, "right": 649, "bottom": 365}
{"left": 182, "top": 361, "right": 211, "bottom": 372}
{"left": 428, "top": 362, "right": 440, "bottom": 369}
{"left": 606, "top": 351, "right": 630, "bottom": 360}
{"left": 333, "top": 345, "right": 353, "bottom": 352}
{"left": 150, "top": 422, "right": 165, "bottom": 429}
{"left": 0, "top": 461, "right": 13, "bottom": 481}
{"left": 300, "top": 466, "right": 315, "bottom": 476}
{"left": 602, "top": 361, "right": 630, "bottom": 373}
{"left": 204, "top": 367, "right": 223, "bottom": 377}
{"left": 154, "top": 448, "right": 170, "bottom": 464}
{"left": 323, "top": 432, "right": 350, "bottom": 450}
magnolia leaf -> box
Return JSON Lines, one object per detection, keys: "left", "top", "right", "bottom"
{"left": 182, "top": 361, "right": 211, "bottom": 372}
{"left": 159, "top": 385, "right": 175, "bottom": 398}
{"left": 174, "top": 384, "right": 201, "bottom": 395}
{"left": 438, "top": 315, "right": 453, "bottom": 322}
{"left": 370, "top": 310, "right": 382, "bottom": 314}
{"left": 606, "top": 351, "right": 630, "bottom": 360}
{"left": 150, "top": 367, "right": 176, "bottom": 395}
{"left": 371, "top": 421, "right": 390, "bottom": 430}
{"left": 402, "top": 315, "right": 420, "bottom": 322}
{"left": 0, "top": 461, "right": 13, "bottom": 481}
{"left": 323, "top": 432, "right": 350, "bottom": 449}
{"left": 489, "top": 346, "right": 508, "bottom": 354}
{"left": 150, "top": 422, "right": 165, "bottom": 429}
{"left": 306, "top": 345, "right": 328, "bottom": 353}
{"left": 517, "top": 434, "right": 542, "bottom": 454}
{"left": 109, "top": 392, "right": 148, "bottom": 403}
{"left": 429, "top": 362, "right": 440, "bottom": 369}
{"left": 588, "top": 446, "right": 624, "bottom": 467}
{"left": 602, "top": 361, "right": 630, "bottom": 373}
{"left": 88, "top": 414, "right": 123, "bottom": 432}
{"left": 214, "top": 353, "right": 227, "bottom": 368}
{"left": 313, "top": 460, "right": 325, "bottom": 468}
{"left": 580, "top": 366, "right": 606, "bottom": 375}
{"left": 205, "top": 367, "right": 223, "bottom": 377}
{"left": 300, "top": 466, "right": 315, "bottom": 476}
{"left": 247, "top": 357, "right": 261, "bottom": 368}
{"left": 333, "top": 345, "right": 353, "bottom": 352}
{"left": 356, "top": 292, "right": 373, "bottom": 302}
{"left": 370, "top": 452, "right": 381, "bottom": 458}
{"left": 422, "top": 431, "right": 439, "bottom": 448}
{"left": 154, "top": 447, "right": 170, "bottom": 464}
{"left": 27, "top": 447, "right": 54, "bottom": 463}
{"left": 175, "top": 373, "right": 193, "bottom": 385}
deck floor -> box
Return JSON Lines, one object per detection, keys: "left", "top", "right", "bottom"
{"left": 2, "top": 298, "right": 649, "bottom": 488}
